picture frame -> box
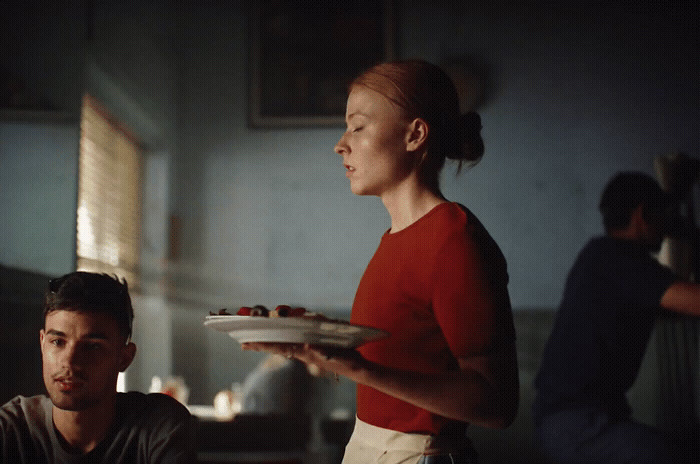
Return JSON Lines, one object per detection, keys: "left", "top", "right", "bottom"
{"left": 248, "top": 0, "right": 395, "bottom": 128}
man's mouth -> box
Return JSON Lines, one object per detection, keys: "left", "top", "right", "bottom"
{"left": 54, "top": 377, "right": 84, "bottom": 392}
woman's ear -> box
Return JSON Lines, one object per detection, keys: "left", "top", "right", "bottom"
{"left": 405, "top": 118, "right": 428, "bottom": 152}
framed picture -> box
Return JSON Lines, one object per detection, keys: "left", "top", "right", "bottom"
{"left": 248, "top": 0, "right": 395, "bottom": 128}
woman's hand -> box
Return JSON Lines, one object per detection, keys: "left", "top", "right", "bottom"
{"left": 241, "top": 342, "right": 367, "bottom": 380}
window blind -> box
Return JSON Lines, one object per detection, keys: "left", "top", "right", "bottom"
{"left": 76, "top": 94, "right": 143, "bottom": 288}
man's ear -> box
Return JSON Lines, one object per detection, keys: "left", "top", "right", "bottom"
{"left": 405, "top": 118, "right": 428, "bottom": 152}
{"left": 119, "top": 342, "right": 136, "bottom": 372}
{"left": 629, "top": 203, "right": 648, "bottom": 237}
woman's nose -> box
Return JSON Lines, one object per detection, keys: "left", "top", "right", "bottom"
{"left": 334, "top": 133, "right": 348, "bottom": 155}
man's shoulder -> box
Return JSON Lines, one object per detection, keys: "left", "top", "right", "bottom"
{"left": 572, "top": 236, "right": 641, "bottom": 269}
{"left": 577, "top": 236, "right": 610, "bottom": 255}
{"left": 117, "top": 392, "right": 191, "bottom": 420}
{"left": 0, "top": 395, "right": 51, "bottom": 449}
{"left": 112, "top": 392, "right": 195, "bottom": 462}
{"left": 1, "top": 395, "right": 49, "bottom": 420}
{"left": 0, "top": 396, "right": 52, "bottom": 463}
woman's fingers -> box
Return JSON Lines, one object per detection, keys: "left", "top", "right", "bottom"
{"left": 240, "top": 342, "right": 302, "bottom": 358}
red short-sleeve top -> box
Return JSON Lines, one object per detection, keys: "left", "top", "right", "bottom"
{"left": 350, "top": 202, "right": 515, "bottom": 434}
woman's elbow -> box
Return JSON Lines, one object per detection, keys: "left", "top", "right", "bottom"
{"left": 468, "top": 383, "right": 519, "bottom": 429}
{"left": 457, "top": 349, "right": 520, "bottom": 428}
{"left": 470, "top": 408, "right": 517, "bottom": 430}
{"left": 478, "top": 397, "right": 519, "bottom": 429}
{"left": 491, "top": 398, "right": 519, "bottom": 429}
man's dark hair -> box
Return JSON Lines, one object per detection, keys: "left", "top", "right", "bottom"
{"left": 44, "top": 271, "right": 134, "bottom": 339}
{"left": 599, "top": 171, "right": 669, "bottom": 233}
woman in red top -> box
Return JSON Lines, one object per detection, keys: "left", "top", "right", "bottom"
{"left": 245, "top": 60, "right": 518, "bottom": 464}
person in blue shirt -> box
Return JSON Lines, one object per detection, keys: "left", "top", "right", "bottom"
{"left": 533, "top": 171, "right": 700, "bottom": 464}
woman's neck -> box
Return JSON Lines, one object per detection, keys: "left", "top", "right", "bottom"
{"left": 381, "top": 181, "right": 446, "bottom": 233}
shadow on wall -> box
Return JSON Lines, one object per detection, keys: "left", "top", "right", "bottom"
{"left": 0, "top": 265, "right": 50, "bottom": 405}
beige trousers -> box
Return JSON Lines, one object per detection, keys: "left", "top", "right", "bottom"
{"left": 341, "top": 417, "right": 431, "bottom": 464}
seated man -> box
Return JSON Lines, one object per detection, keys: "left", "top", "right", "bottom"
{"left": 533, "top": 171, "right": 700, "bottom": 464}
{"left": 0, "top": 271, "right": 195, "bottom": 463}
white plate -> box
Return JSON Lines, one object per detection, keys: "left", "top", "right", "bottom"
{"left": 204, "top": 315, "right": 388, "bottom": 348}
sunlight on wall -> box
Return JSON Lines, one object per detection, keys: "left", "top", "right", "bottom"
{"left": 117, "top": 372, "right": 126, "bottom": 393}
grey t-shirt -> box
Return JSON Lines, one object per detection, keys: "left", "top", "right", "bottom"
{"left": 0, "top": 392, "right": 195, "bottom": 463}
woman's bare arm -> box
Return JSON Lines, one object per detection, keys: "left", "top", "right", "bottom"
{"left": 243, "top": 339, "right": 519, "bottom": 429}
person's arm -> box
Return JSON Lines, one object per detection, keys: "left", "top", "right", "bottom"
{"left": 351, "top": 341, "right": 519, "bottom": 429}
{"left": 244, "top": 339, "right": 519, "bottom": 429}
{"left": 660, "top": 280, "right": 700, "bottom": 316}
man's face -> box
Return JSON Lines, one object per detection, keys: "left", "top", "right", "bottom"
{"left": 642, "top": 203, "right": 668, "bottom": 252}
{"left": 40, "top": 310, "right": 134, "bottom": 411}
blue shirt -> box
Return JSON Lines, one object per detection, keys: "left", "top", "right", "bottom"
{"left": 533, "top": 236, "right": 678, "bottom": 423}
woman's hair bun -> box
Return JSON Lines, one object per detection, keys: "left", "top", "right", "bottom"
{"left": 461, "top": 111, "right": 482, "bottom": 136}
{"left": 452, "top": 111, "right": 484, "bottom": 164}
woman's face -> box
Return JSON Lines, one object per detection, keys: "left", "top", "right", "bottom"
{"left": 334, "top": 86, "right": 416, "bottom": 197}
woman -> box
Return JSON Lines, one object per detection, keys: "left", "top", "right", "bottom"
{"left": 245, "top": 59, "right": 519, "bottom": 464}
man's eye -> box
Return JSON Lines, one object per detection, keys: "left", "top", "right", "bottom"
{"left": 50, "top": 339, "right": 65, "bottom": 347}
{"left": 352, "top": 126, "right": 363, "bottom": 133}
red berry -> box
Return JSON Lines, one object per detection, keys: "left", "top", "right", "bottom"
{"left": 250, "top": 305, "right": 269, "bottom": 317}
{"left": 275, "top": 305, "right": 292, "bottom": 316}
{"left": 237, "top": 306, "right": 253, "bottom": 316}
{"left": 288, "top": 307, "right": 307, "bottom": 317}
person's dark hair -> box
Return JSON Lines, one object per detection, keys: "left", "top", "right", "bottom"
{"left": 44, "top": 271, "right": 134, "bottom": 340}
{"left": 599, "top": 171, "right": 669, "bottom": 233}
{"left": 350, "top": 59, "right": 484, "bottom": 193}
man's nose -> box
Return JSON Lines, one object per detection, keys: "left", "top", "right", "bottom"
{"left": 61, "top": 343, "right": 83, "bottom": 367}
